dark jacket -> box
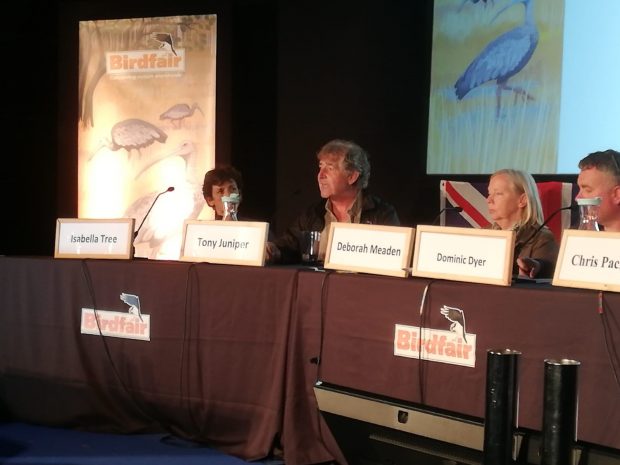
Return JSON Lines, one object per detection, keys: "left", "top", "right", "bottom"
{"left": 274, "top": 191, "right": 400, "bottom": 264}
{"left": 514, "top": 224, "right": 559, "bottom": 278}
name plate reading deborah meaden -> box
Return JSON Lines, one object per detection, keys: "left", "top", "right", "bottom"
{"left": 411, "top": 225, "right": 515, "bottom": 286}
{"left": 324, "top": 223, "right": 415, "bottom": 278}
{"left": 55, "top": 218, "right": 135, "bottom": 259}
{"left": 553, "top": 229, "right": 620, "bottom": 292}
{"left": 180, "top": 220, "right": 269, "bottom": 266}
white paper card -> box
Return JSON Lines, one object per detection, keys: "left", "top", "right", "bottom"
{"left": 55, "top": 218, "right": 135, "bottom": 259}
{"left": 552, "top": 229, "right": 620, "bottom": 292}
{"left": 411, "top": 225, "right": 514, "bottom": 286}
{"left": 180, "top": 220, "right": 269, "bottom": 266}
{"left": 324, "top": 223, "right": 415, "bottom": 278}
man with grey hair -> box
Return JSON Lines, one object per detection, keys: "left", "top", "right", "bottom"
{"left": 267, "top": 139, "right": 400, "bottom": 264}
{"left": 576, "top": 149, "right": 620, "bottom": 232}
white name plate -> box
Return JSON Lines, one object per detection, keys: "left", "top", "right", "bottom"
{"left": 180, "top": 220, "right": 269, "bottom": 266}
{"left": 552, "top": 229, "right": 620, "bottom": 292}
{"left": 324, "top": 223, "right": 415, "bottom": 278}
{"left": 411, "top": 225, "right": 514, "bottom": 286}
{"left": 54, "top": 218, "right": 135, "bottom": 259}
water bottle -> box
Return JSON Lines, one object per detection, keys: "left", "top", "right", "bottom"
{"left": 221, "top": 193, "right": 240, "bottom": 221}
{"left": 576, "top": 197, "right": 601, "bottom": 231}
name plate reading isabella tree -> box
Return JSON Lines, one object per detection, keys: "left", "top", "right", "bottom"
{"left": 552, "top": 229, "right": 620, "bottom": 292}
{"left": 411, "top": 225, "right": 515, "bottom": 286}
{"left": 180, "top": 220, "right": 269, "bottom": 267}
{"left": 323, "top": 223, "right": 415, "bottom": 278}
{"left": 55, "top": 218, "right": 135, "bottom": 259}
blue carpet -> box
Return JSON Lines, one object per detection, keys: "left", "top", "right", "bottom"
{"left": 0, "top": 422, "right": 262, "bottom": 465}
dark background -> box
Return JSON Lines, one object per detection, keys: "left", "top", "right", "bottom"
{"left": 2, "top": 0, "right": 575, "bottom": 256}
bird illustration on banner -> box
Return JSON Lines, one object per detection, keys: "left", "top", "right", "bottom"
{"left": 125, "top": 191, "right": 174, "bottom": 259}
{"left": 120, "top": 293, "right": 143, "bottom": 321}
{"left": 134, "top": 140, "right": 197, "bottom": 180}
{"left": 126, "top": 140, "right": 205, "bottom": 259}
{"left": 93, "top": 118, "right": 168, "bottom": 160}
{"left": 440, "top": 305, "right": 468, "bottom": 343}
{"left": 159, "top": 103, "right": 204, "bottom": 129}
{"left": 151, "top": 32, "right": 177, "bottom": 56}
{"left": 454, "top": 0, "right": 538, "bottom": 118}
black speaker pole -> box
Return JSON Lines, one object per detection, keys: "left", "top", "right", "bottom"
{"left": 541, "top": 359, "right": 580, "bottom": 465}
{"left": 483, "top": 348, "right": 521, "bottom": 465}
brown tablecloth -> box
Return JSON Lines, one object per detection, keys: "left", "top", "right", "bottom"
{"left": 0, "top": 257, "right": 299, "bottom": 461}
{"left": 1, "top": 256, "right": 618, "bottom": 462}
{"left": 316, "top": 272, "right": 620, "bottom": 450}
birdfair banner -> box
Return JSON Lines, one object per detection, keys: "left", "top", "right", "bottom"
{"left": 78, "top": 15, "right": 217, "bottom": 259}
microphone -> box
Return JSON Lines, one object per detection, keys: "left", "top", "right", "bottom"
{"left": 432, "top": 206, "right": 463, "bottom": 225}
{"left": 514, "top": 204, "right": 577, "bottom": 255}
{"left": 134, "top": 186, "right": 175, "bottom": 240}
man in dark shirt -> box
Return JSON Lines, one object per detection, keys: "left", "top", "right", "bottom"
{"left": 266, "top": 139, "right": 400, "bottom": 264}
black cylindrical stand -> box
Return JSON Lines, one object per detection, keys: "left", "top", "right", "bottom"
{"left": 483, "top": 349, "right": 521, "bottom": 465}
{"left": 541, "top": 359, "right": 580, "bottom": 465}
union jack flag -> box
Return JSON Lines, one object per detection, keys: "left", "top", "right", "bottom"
{"left": 439, "top": 180, "right": 577, "bottom": 243}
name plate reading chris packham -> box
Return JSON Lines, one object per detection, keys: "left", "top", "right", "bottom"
{"left": 323, "top": 223, "right": 415, "bottom": 278}
{"left": 411, "top": 225, "right": 514, "bottom": 286}
{"left": 55, "top": 218, "right": 135, "bottom": 259}
{"left": 552, "top": 229, "right": 620, "bottom": 292}
{"left": 180, "top": 220, "right": 269, "bottom": 266}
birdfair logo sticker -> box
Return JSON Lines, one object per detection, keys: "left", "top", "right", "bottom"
{"left": 80, "top": 293, "right": 150, "bottom": 341}
{"left": 394, "top": 305, "right": 476, "bottom": 367}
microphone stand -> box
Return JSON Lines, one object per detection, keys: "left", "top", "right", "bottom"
{"left": 514, "top": 204, "right": 576, "bottom": 257}
{"left": 132, "top": 186, "right": 175, "bottom": 258}
{"left": 432, "top": 206, "right": 463, "bottom": 225}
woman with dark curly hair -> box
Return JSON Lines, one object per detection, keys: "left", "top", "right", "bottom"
{"left": 202, "top": 165, "right": 243, "bottom": 220}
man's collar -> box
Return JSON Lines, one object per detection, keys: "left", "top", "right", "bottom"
{"left": 325, "top": 190, "right": 363, "bottom": 222}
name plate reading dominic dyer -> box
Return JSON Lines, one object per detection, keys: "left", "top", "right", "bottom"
{"left": 180, "top": 220, "right": 269, "bottom": 266}
{"left": 552, "top": 229, "right": 620, "bottom": 292}
{"left": 55, "top": 218, "right": 135, "bottom": 259}
{"left": 411, "top": 225, "right": 515, "bottom": 286}
{"left": 324, "top": 223, "right": 415, "bottom": 278}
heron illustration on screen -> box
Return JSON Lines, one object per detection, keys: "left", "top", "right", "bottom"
{"left": 458, "top": 0, "right": 494, "bottom": 12}
{"left": 454, "top": 0, "right": 538, "bottom": 118}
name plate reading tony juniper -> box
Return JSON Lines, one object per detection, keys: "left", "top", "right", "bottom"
{"left": 55, "top": 218, "right": 135, "bottom": 259}
{"left": 324, "top": 223, "right": 415, "bottom": 278}
{"left": 180, "top": 220, "right": 269, "bottom": 266}
{"left": 552, "top": 229, "right": 620, "bottom": 292}
{"left": 411, "top": 225, "right": 514, "bottom": 286}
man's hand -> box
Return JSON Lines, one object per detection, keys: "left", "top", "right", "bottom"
{"left": 265, "top": 242, "right": 281, "bottom": 263}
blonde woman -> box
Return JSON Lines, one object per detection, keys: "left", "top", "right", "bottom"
{"left": 486, "top": 169, "right": 559, "bottom": 278}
